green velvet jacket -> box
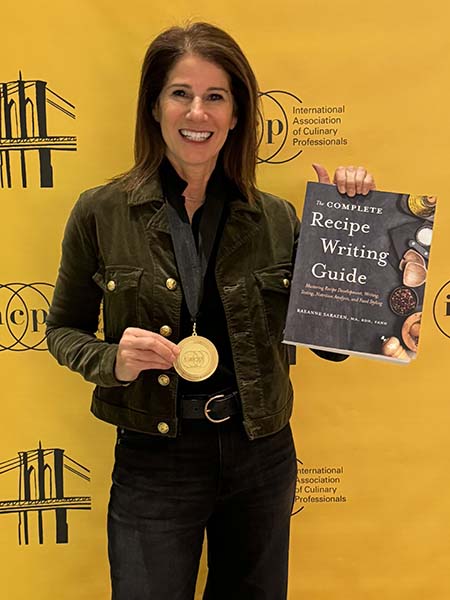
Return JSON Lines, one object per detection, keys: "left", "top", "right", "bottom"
{"left": 46, "top": 174, "right": 300, "bottom": 439}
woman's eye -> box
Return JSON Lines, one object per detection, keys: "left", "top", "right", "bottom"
{"left": 172, "top": 89, "right": 188, "bottom": 98}
{"left": 208, "top": 93, "right": 224, "bottom": 102}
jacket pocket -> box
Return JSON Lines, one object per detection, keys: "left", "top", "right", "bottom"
{"left": 93, "top": 266, "right": 143, "bottom": 341}
{"left": 253, "top": 263, "right": 292, "bottom": 343}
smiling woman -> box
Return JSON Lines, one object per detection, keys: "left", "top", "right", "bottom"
{"left": 119, "top": 22, "right": 261, "bottom": 207}
{"left": 46, "top": 20, "right": 375, "bottom": 600}
{"left": 153, "top": 54, "right": 237, "bottom": 217}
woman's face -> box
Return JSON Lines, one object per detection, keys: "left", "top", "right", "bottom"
{"left": 154, "top": 53, "right": 237, "bottom": 174}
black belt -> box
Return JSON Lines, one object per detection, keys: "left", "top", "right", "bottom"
{"left": 181, "top": 390, "right": 241, "bottom": 423}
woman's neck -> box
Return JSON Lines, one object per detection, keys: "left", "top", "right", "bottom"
{"left": 166, "top": 155, "right": 217, "bottom": 221}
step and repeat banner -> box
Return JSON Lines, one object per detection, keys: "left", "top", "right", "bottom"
{"left": 1, "top": 1, "right": 449, "bottom": 598}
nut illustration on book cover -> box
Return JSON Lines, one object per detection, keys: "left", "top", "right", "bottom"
{"left": 284, "top": 182, "right": 437, "bottom": 363}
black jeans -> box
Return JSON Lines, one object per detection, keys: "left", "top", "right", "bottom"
{"left": 108, "top": 418, "right": 297, "bottom": 600}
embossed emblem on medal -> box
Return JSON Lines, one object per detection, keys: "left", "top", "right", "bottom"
{"left": 174, "top": 335, "right": 219, "bottom": 381}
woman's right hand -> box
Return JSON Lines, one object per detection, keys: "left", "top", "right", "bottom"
{"left": 114, "top": 327, "right": 180, "bottom": 382}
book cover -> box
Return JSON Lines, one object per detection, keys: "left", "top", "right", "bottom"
{"left": 283, "top": 182, "right": 437, "bottom": 362}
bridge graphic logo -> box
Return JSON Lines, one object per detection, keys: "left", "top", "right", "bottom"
{"left": 0, "top": 442, "right": 91, "bottom": 545}
{"left": 0, "top": 72, "right": 77, "bottom": 188}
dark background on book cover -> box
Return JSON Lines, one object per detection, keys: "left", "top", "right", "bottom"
{"left": 284, "top": 182, "right": 429, "bottom": 355}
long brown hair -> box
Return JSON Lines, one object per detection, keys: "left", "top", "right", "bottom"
{"left": 120, "top": 22, "right": 260, "bottom": 202}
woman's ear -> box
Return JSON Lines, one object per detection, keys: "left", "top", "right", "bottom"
{"left": 152, "top": 102, "right": 160, "bottom": 123}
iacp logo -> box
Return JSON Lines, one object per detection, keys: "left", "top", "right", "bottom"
{"left": 258, "top": 90, "right": 303, "bottom": 164}
{"left": 433, "top": 280, "right": 450, "bottom": 339}
{"left": 0, "top": 283, "right": 54, "bottom": 351}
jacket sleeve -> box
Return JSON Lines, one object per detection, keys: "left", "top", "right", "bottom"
{"left": 46, "top": 193, "right": 123, "bottom": 387}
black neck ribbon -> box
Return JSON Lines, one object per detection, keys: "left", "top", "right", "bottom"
{"left": 166, "top": 186, "right": 225, "bottom": 328}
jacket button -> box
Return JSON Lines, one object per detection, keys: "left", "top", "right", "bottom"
{"left": 157, "top": 422, "right": 169, "bottom": 434}
{"left": 158, "top": 374, "right": 170, "bottom": 386}
{"left": 106, "top": 280, "right": 116, "bottom": 291}
{"left": 165, "top": 278, "right": 177, "bottom": 290}
{"left": 283, "top": 278, "right": 290, "bottom": 288}
{"left": 159, "top": 325, "right": 172, "bottom": 337}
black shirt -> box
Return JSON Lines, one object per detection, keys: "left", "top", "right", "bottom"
{"left": 159, "top": 159, "right": 238, "bottom": 395}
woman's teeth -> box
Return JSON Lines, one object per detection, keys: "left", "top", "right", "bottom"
{"left": 180, "top": 129, "right": 213, "bottom": 142}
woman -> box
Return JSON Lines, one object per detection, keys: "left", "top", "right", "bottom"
{"left": 46, "top": 22, "right": 375, "bottom": 600}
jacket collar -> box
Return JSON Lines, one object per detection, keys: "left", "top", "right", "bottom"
{"left": 128, "top": 176, "right": 165, "bottom": 206}
{"left": 127, "top": 166, "right": 261, "bottom": 216}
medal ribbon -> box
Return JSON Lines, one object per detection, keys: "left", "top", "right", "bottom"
{"left": 166, "top": 184, "right": 225, "bottom": 329}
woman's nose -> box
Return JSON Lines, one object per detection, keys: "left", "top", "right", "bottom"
{"left": 187, "top": 97, "right": 207, "bottom": 121}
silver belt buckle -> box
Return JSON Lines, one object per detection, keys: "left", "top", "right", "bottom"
{"left": 204, "top": 394, "right": 231, "bottom": 423}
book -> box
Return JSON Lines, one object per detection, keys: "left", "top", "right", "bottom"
{"left": 283, "top": 182, "right": 437, "bottom": 362}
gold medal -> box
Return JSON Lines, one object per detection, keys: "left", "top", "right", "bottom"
{"left": 174, "top": 334, "right": 219, "bottom": 382}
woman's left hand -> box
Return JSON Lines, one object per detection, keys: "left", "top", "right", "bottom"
{"left": 312, "top": 164, "right": 376, "bottom": 197}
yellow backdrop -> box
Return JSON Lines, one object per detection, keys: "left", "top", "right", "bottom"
{"left": 1, "top": 1, "right": 449, "bottom": 598}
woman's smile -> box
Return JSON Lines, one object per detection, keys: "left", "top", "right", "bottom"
{"left": 179, "top": 129, "right": 214, "bottom": 142}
